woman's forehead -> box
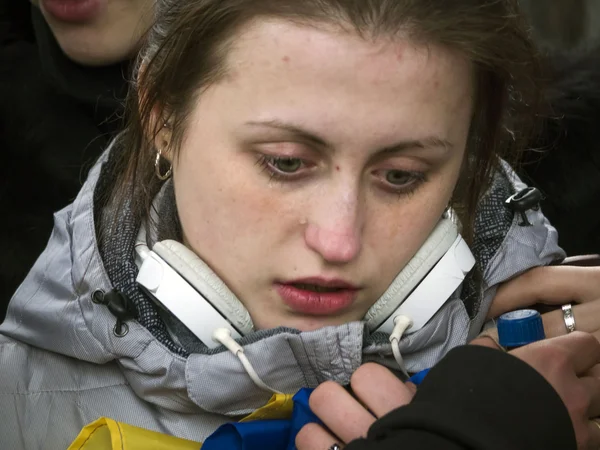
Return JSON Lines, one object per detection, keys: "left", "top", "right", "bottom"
{"left": 226, "top": 19, "right": 470, "bottom": 90}
{"left": 194, "top": 19, "right": 474, "bottom": 152}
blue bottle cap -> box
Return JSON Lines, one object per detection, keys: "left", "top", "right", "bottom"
{"left": 497, "top": 309, "right": 545, "bottom": 348}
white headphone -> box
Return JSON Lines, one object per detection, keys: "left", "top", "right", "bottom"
{"left": 135, "top": 211, "right": 475, "bottom": 349}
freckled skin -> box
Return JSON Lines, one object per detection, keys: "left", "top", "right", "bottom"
{"left": 171, "top": 19, "right": 474, "bottom": 331}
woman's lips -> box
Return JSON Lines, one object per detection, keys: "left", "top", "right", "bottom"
{"left": 275, "top": 283, "right": 358, "bottom": 316}
{"left": 41, "top": 0, "right": 104, "bottom": 23}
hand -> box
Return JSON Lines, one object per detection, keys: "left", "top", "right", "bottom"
{"left": 488, "top": 265, "right": 600, "bottom": 337}
{"left": 508, "top": 331, "right": 600, "bottom": 450}
{"left": 295, "top": 363, "right": 415, "bottom": 449}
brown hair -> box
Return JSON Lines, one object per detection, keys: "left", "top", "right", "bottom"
{"left": 106, "top": 0, "right": 542, "bottom": 243}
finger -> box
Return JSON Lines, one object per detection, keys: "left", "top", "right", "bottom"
{"left": 584, "top": 363, "right": 600, "bottom": 378}
{"left": 550, "top": 332, "right": 600, "bottom": 375}
{"left": 405, "top": 382, "right": 417, "bottom": 396}
{"left": 585, "top": 420, "right": 600, "bottom": 450}
{"left": 510, "top": 333, "right": 600, "bottom": 376}
{"left": 488, "top": 266, "right": 600, "bottom": 319}
{"left": 296, "top": 423, "right": 342, "bottom": 450}
{"left": 309, "top": 381, "right": 375, "bottom": 443}
{"left": 469, "top": 335, "right": 502, "bottom": 350}
{"left": 542, "top": 302, "right": 600, "bottom": 338}
{"left": 580, "top": 377, "right": 600, "bottom": 418}
{"left": 350, "top": 363, "right": 414, "bottom": 418}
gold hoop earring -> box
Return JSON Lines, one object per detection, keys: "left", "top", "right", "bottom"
{"left": 154, "top": 148, "right": 172, "bottom": 181}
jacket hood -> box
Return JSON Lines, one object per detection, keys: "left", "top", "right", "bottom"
{"left": 0, "top": 146, "right": 564, "bottom": 418}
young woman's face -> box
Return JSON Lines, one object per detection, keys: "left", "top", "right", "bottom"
{"left": 34, "top": 0, "right": 153, "bottom": 66}
{"left": 171, "top": 20, "right": 474, "bottom": 331}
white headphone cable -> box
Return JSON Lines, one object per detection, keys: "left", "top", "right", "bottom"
{"left": 389, "top": 315, "right": 413, "bottom": 377}
{"left": 212, "top": 328, "right": 282, "bottom": 394}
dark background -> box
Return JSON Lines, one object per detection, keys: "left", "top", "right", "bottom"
{"left": 521, "top": 0, "right": 600, "bottom": 50}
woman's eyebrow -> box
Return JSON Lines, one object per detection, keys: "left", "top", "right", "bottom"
{"left": 377, "top": 136, "right": 454, "bottom": 156}
{"left": 244, "top": 119, "right": 454, "bottom": 155}
{"left": 244, "top": 120, "right": 330, "bottom": 147}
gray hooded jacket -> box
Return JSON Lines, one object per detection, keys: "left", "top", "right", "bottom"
{"left": 0, "top": 149, "right": 564, "bottom": 450}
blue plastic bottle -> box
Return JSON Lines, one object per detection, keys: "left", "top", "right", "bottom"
{"left": 409, "top": 309, "right": 545, "bottom": 385}
{"left": 497, "top": 309, "right": 546, "bottom": 351}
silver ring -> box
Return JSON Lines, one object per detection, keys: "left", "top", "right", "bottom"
{"left": 562, "top": 303, "right": 576, "bottom": 333}
{"left": 328, "top": 444, "right": 341, "bottom": 450}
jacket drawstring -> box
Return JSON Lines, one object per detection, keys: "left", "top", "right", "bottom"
{"left": 92, "top": 289, "right": 137, "bottom": 337}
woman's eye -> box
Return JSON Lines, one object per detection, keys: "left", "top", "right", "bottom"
{"left": 255, "top": 154, "right": 308, "bottom": 181}
{"left": 386, "top": 170, "right": 415, "bottom": 186}
{"left": 272, "top": 157, "right": 303, "bottom": 173}
{"left": 377, "top": 169, "right": 427, "bottom": 195}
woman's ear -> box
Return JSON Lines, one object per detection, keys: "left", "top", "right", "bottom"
{"left": 154, "top": 121, "right": 173, "bottom": 162}
{"left": 136, "top": 61, "right": 174, "bottom": 161}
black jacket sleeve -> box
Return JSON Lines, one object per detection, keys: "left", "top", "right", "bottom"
{"left": 346, "top": 345, "right": 576, "bottom": 450}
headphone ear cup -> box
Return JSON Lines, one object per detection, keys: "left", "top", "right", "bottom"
{"left": 152, "top": 240, "right": 254, "bottom": 335}
{"left": 364, "top": 216, "right": 459, "bottom": 331}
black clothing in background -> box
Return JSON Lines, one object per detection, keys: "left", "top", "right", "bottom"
{"left": 347, "top": 345, "right": 575, "bottom": 450}
{"left": 521, "top": 45, "right": 600, "bottom": 256}
{"left": 0, "top": 5, "right": 130, "bottom": 319}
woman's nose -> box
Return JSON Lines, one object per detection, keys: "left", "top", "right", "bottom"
{"left": 304, "top": 223, "right": 361, "bottom": 264}
{"left": 303, "top": 191, "right": 363, "bottom": 264}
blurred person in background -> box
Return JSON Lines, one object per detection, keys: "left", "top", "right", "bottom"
{"left": 0, "top": 0, "right": 153, "bottom": 320}
{"left": 518, "top": 0, "right": 600, "bottom": 256}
